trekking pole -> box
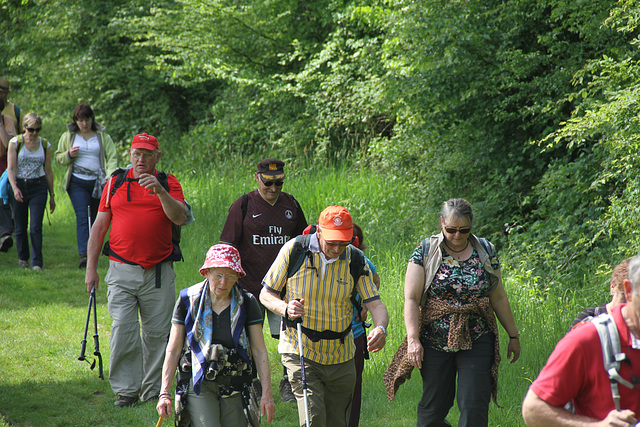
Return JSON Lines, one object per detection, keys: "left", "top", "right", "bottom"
{"left": 91, "top": 287, "right": 104, "bottom": 380}
{"left": 155, "top": 416, "right": 164, "bottom": 427}
{"left": 295, "top": 318, "right": 311, "bottom": 427}
{"left": 78, "top": 289, "right": 96, "bottom": 371}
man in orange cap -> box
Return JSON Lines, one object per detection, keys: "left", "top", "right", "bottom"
{"left": 86, "top": 133, "right": 188, "bottom": 408}
{"left": 261, "top": 205, "right": 389, "bottom": 427}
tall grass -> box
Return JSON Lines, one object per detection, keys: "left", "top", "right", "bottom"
{"left": 0, "top": 159, "right": 611, "bottom": 426}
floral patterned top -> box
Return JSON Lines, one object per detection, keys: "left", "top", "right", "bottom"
{"left": 409, "top": 244, "right": 500, "bottom": 352}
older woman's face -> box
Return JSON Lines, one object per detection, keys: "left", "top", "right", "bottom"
{"left": 205, "top": 267, "right": 239, "bottom": 298}
{"left": 441, "top": 214, "right": 472, "bottom": 246}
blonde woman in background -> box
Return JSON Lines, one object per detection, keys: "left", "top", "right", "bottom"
{"left": 7, "top": 112, "right": 55, "bottom": 270}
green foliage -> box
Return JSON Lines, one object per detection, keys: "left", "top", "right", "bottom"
{"left": 3, "top": 0, "right": 640, "bottom": 320}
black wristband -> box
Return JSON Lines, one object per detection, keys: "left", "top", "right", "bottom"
{"left": 509, "top": 335, "right": 519, "bottom": 340}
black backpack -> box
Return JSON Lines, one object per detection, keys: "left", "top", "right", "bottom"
{"left": 102, "top": 167, "right": 183, "bottom": 263}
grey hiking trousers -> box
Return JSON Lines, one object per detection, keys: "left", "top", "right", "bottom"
{"left": 105, "top": 260, "right": 175, "bottom": 401}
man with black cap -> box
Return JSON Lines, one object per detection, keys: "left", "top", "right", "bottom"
{"left": 220, "top": 157, "right": 308, "bottom": 402}
{"left": 85, "top": 133, "right": 188, "bottom": 407}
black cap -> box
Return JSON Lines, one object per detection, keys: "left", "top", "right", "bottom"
{"left": 256, "top": 158, "right": 285, "bottom": 180}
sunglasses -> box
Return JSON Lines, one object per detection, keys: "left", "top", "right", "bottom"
{"left": 324, "top": 240, "right": 353, "bottom": 247}
{"left": 26, "top": 127, "right": 42, "bottom": 133}
{"left": 260, "top": 177, "right": 284, "bottom": 187}
{"left": 444, "top": 226, "right": 471, "bottom": 235}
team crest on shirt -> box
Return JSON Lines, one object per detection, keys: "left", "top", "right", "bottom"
{"left": 285, "top": 209, "right": 293, "bottom": 219}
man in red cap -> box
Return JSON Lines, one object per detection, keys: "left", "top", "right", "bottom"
{"left": 261, "top": 205, "right": 389, "bottom": 427}
{"left": 85, "top": 133, "right": 188, "bottom": 407}
{"left": 220, "top": 157, "right": 307, "bottom": 402}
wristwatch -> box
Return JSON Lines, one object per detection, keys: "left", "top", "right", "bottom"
{"left": 375, "top": 325, "right": 387, "bottom": 336}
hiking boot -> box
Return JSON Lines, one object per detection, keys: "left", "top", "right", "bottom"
{"left": 280, "top": 376, "right": 296, "bottom": 402}
{"left": 114, "top": 395, "right": 138, "bottom": 408}
{"left": 18, "top": 259, "right": 28, "bottom": 268}
{"left": 78, "top": 254, "right": 87, "bottom": 269}
{"left": 0, "top": 235, "right": 12, "bottom": 252}
{"left": 32, "top": 266, "right": 42, "bottom": 272}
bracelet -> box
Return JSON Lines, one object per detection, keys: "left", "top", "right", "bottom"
{"left": 509, "top": 335, "right": 519, "bottom": 340}
{"left": 159, "top": 392, "right": 171, "bottom": 400}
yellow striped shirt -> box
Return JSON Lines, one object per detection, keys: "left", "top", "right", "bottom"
{"left": 262, "top": 235, "right": 380, "bottom": 364}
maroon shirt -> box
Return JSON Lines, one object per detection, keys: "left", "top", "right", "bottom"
{"left": 220, "top": 189, "right": 307, "bottom": 298}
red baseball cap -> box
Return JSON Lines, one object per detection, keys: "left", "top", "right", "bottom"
{"left": 131, "top": 133, "right": 159, "bottom": 151}
{"left": 318, "top": 206, "right": 353, "bottom": 241}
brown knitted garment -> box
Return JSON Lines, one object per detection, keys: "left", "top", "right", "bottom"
{"left": 383, "top": 297, "right": 501, "bottom": 404}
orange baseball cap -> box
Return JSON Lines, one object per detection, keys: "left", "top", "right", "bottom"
{"left": 318, "top": 206, "right": 353, "bottom": 241}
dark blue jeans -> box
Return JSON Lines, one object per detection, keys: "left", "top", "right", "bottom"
{"left": 11, "top": 176, "right": 48, "bottom": 267}
{"left": 417, "top": 333, "right": 495, "bottom": 427}
{"left": 0, "top": 199, "right": 13, "bottom": 237}
{"left": 67, "top": 175, "right": 99, "bottom": 256}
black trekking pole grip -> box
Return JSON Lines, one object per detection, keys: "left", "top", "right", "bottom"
{"left": 78, "top": 289, "right": 93, "bottom": 361}
{"left": 91, "top": 288, "right": 105, "bottom": 380}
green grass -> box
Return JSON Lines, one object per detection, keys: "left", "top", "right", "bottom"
{"left": 0, "top": 160, "right": 603, "bottom": 426}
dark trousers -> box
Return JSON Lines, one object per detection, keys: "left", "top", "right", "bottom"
{"left": 349, "top": 334, "right": 366, "bottom": 427}
{"left": 67, "top": 175, "right": 99, "bottom": 256}
{"left": 11, "top": 176, "right": 48, "bottom": 267}
{"left": 0, "top": 199, "right": 13, "bottom": 237}
{"left": 417, "top": 333, "right": 494, "bottom": 427}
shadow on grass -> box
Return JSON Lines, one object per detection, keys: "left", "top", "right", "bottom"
{"left": 0, "top": 377, "right": 163, "bottom": 427}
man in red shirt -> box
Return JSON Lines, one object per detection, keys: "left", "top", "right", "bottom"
{"left": 522, "top": 255, "right": 640, "bottom": 426}
{"left": 220, "top": 158, "right": 307, "bottom": 402}
{"left": 85, "top": 133, "right": 187, "bottom": 408}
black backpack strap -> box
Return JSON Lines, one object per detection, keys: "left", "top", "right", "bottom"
{"left": 14, "top": 104, "right": 20, "bottom": 128}
{"left": 287, "top": 234, "right": 314, "bottom": 279}
{"left": 282, "top": 317, "right": 352, "bottom": 344}
{"left": 241, "top": 193, "right": 249, "bottom": 220}
{"left": 348, "top": 246, "right": 369, "bottom": 313}
{"left": 156, "top": 171, "right": 170, "bottom": 192}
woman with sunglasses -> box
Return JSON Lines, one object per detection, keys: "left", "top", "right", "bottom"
{"left": 55, "top": 104, "right": 117, "bottom": 268}
{"left": 385, "top": 198, "right": 520, "bottom": 426}
{"left": 6, "top": 112, "right": 55, "bottom": 270}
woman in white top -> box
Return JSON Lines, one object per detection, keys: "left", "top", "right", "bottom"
{"left": 7, "top": 112, "right": 55, "bottom": 270}
{"left": 55, "top": 104, "right": 117, "bottom": 268}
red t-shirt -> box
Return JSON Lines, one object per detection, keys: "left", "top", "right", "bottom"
{"left": 530, "top": 304, "right": 640, "bottom": 419}
{"left": 220, "top": 189, "right": 307, "bottom": 298}
{"left": 99, "top": 169, "right": 185, "bottom": 269}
